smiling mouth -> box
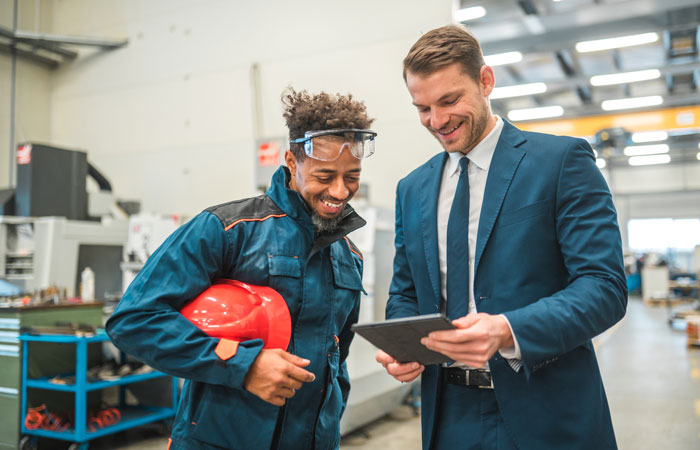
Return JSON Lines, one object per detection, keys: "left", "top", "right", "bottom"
{"left": 322, "top": 199, "right": 343, "bottom": 209}
{"left": 437, "top": 122, "right": 462, "bottom": 136}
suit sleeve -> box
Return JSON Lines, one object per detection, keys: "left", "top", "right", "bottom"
{"left": 503, "top": 140, "right": 627, "bottom": 376}
{"left": 386, "top": 181, "right": 421, "bottom": 320}
{"left": 106, "top": 211, "right": 264, "bottom": 389}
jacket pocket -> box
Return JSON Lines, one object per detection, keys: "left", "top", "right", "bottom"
{"left": 330, "top": 257, "right": 364, "bottom": 292}
{"left": 189, "top": 382, "right": 278, "bottom": 449}
{"left": 497, "top": 199, "right": 551, "bottom": 228}
{"left": 315, "top": 349, "right": 342, "bottom": 450}
{"left": 268, "top": 254, "right": 302, "bottom": 277}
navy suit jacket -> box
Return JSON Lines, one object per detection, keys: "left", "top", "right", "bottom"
{"left": 386, "top": 120, "right": 627, "bottom": 449}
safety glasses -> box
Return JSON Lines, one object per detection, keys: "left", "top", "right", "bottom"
{"left": 290, "top": 128, "right": 377, "bottom": 161}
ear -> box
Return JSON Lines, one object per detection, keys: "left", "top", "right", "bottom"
{"left": 285, "top": 149, "right": 297, "bottom": 174}
{"left": 480, "top": 65, "right": 495, "bottom": 97}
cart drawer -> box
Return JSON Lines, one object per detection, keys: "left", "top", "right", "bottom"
{"left": 0, "top": 392, "right": 19, "bottom": 449}
{"left": 0, "top": 354, "right": 19, "bottom": 390}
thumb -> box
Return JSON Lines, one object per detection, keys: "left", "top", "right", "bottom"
{"left": 453, "top": 313, "right": 480, "bottom": 329}
{"left": 281, "top": 351, "right": 311, "bottom": 367}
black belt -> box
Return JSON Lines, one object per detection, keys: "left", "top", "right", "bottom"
{"left": 443, "top": 367, "right": 494, "bottom": 389}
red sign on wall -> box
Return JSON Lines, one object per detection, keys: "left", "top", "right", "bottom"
{"left": 17, "top": 144, "right": 32, "bottom": 165}
{"left": 258, "top": 141, "right": 280, "bottom": 167}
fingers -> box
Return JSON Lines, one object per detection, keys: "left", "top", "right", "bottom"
{"left": 375, "top": 350, "right": 395, "bottom": 365}
{"left": 388, "top": 362, "right": 424, "bottom": 382}
{"left": 281, "top": 351, "right": 312, "bottom": 367}
{"left": 286, "top": 364, "right": 316, "bottom": 383}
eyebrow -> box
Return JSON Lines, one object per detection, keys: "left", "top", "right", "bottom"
{"left": 412, "top": 90, "right": 462, "bottom": 107}
{"left": 313, "top": 167, "right": 362, "bottom": 174}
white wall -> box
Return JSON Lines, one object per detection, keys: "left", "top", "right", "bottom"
{"left": 47, "top": 0, "right": 452, "bottom": 215}
{"left": 0, "top": 0, "right": 53, "bottom": 189}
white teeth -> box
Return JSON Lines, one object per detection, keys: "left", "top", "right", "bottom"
{"left": 438, "top": 124, "right": 460, "bottom": 135}
{"left": 323, "top": 200, "right": 341, "bottom": 208}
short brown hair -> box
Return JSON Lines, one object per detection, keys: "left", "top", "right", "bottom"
{"left": 403, "top": 25, "right": 485, "bottom": 83}
{"left": 281, "top": 87, "right": 374, "bottom": 160}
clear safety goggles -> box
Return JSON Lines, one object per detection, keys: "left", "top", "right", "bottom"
{"left": 290, "top": 129, "right": 377, "bottom": 161}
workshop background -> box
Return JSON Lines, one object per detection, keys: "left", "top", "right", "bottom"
{"left": 1, "top": 0, "right": 699, "bottom": 449}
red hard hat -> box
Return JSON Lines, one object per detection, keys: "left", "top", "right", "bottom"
{"left": 181, "top": 279, "right": 291, "bottom": 350}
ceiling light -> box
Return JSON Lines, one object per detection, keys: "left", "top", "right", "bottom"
{"left": 623, "top": 144, "right": 669, "bottom": 156}
{"left": 491, "top": 82, "right": 547, "bottom": 99}
{"left": 697, "top": 152, "right": 700, "bottom": 160}
{"left": 484, "top": 51, "right": 522, "bottom": 66}
{"left": 628, "top": 154, "right": 671, "bottom": 166}
{"left": 596, "top": 158, "right": 606, "bottom": 169}
{"left": 454, "top": 6, "right": 486, "bottom": 22}
{"left": 601, "top": 95, "right": 663, "bottom": 111}
{"left": 631, "top": 130, "right": 668, "bottom": 143}
{"left": 507, "top": 106, "right": 564, "bottom": 121}
{"left": 576, "top": 32, "right": 659, "bottom": 53}
{"left": 590, "top": 69, "right": 661, "bottom": 86}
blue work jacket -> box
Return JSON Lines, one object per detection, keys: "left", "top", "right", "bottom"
{"left": 106, "top": 166, "right": 365, "bottom": 450}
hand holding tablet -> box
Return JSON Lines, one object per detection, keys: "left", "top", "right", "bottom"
{"left": 351, "top": 313, "right": 456, "bottom": 365}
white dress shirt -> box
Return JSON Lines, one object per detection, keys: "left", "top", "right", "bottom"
{"left": 436, "top": 116, "right": 521, "bottom": 366}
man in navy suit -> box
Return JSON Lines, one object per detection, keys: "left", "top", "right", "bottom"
{"left": 376, "top": 25, "right": 627, "bottom": 449}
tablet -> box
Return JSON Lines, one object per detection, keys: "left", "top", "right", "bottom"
{"left": 351, "top": 313, "right": 456, "bottom": 365}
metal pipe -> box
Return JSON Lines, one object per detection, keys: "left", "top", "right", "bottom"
{"left": 9, "top": 0, "right": 18, "bottom": 188}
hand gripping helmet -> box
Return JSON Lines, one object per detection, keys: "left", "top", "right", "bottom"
{"left": 181, "top": 279, "right": 292, "bottom": 357}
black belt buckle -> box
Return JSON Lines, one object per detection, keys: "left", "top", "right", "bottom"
{"left": 444, "top": 368, "right": 494, "bottom": 389}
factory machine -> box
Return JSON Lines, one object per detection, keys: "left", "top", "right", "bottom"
{"left": 0, "top": 143, "right": 128, "bottom": 301}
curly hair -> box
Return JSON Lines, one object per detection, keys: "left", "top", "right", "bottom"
{"left": 282, "top": 87, "right": 374, "bottom": 160}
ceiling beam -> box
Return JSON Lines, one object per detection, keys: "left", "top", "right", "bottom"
{"left": 476, "top": 0, "right": 700, "bottom": 54}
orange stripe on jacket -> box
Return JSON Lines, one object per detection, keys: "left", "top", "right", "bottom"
{"left": 343, "top": 237, "right": 363, "bottom": 260}
{"left": 224, "top": 214, "right": 287, "bottom": 231}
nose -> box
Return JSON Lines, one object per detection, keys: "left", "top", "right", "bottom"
{"left": 328, "top": 176, "right": 349, "bottom": 200}
{"left": 430, "top": 107, "right": 449, "bottom": 131}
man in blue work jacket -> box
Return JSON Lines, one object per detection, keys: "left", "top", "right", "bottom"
{"left": 107, "top": 88, "right": 376, "bottom": 450}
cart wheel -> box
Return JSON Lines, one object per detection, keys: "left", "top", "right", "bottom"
{"left": 19, "top": 436, "right": 37, "bottom": 450}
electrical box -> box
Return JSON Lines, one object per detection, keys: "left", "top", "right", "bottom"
{"left": 15, "top": 143, "right": 87, "bottom": 220}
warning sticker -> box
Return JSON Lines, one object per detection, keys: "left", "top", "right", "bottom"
{"left": 17, "top": 144, "right": 32, "bottom": 165}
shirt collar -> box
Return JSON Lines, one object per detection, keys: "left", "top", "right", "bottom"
{"left": 446, "top": 116, "right": 504, "bottom": 176}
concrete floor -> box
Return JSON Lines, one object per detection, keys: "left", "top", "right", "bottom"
{"left": 58, "top": 296, "right": 700, "bottom": 449}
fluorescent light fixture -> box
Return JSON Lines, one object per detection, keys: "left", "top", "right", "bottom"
{"left": 631, "top": 130, "right": 668, "bottom": 143}
{"left": 596, "top": 158, "right": 606, "bottom": 169}
{"left": 484, "top": 51, "right": 522, "bottom": 66}
{"left": 590, "top": 69, "right": 661, "bottom": 86}
{"left": 623, "top": 144, "right": 669, "bottom": 156}
{"left": 576, "top": 32, "right": 659, "bottom": 53}
{"left": 507, "top": 105, "right": 564, "bottom": 121}
{"left": 628, "top": 154, "right": 671, "bottom": 166}
{"left": 491, "top": 82, "right": 547, "bottom": 99}
{"left": 601, "top": 95, "right": 663, "bottom": 111}
{"left": 454, "top": 6, "right": 486, "bottom": 22}
{"left": 697, "top": 152, "right": 700, "bottom": 160}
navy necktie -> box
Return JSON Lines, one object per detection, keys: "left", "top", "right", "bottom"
{"left": 446, "top": 157, "right": 470, "bottom": 320}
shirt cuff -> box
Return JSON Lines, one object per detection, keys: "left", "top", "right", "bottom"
{"left": 497, "top": 314, "right": 522, "bottom": 360}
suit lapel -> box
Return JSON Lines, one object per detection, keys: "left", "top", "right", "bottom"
{"left": 474, "top": 121, "right": 527, "bottom": 274}
{"left": 418, "top": 152, "right": 447, "bottom": 308}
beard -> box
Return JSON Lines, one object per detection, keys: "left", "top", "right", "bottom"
{"left": 312, "top": 211, "right": 343, "bottom": 233}
{"left": 434, "top": 102, "right": 490, "bottom": 154}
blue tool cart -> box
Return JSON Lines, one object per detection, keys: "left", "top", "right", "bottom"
{"left": 18, "top": 331, "right": 178, "bottom": 450}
